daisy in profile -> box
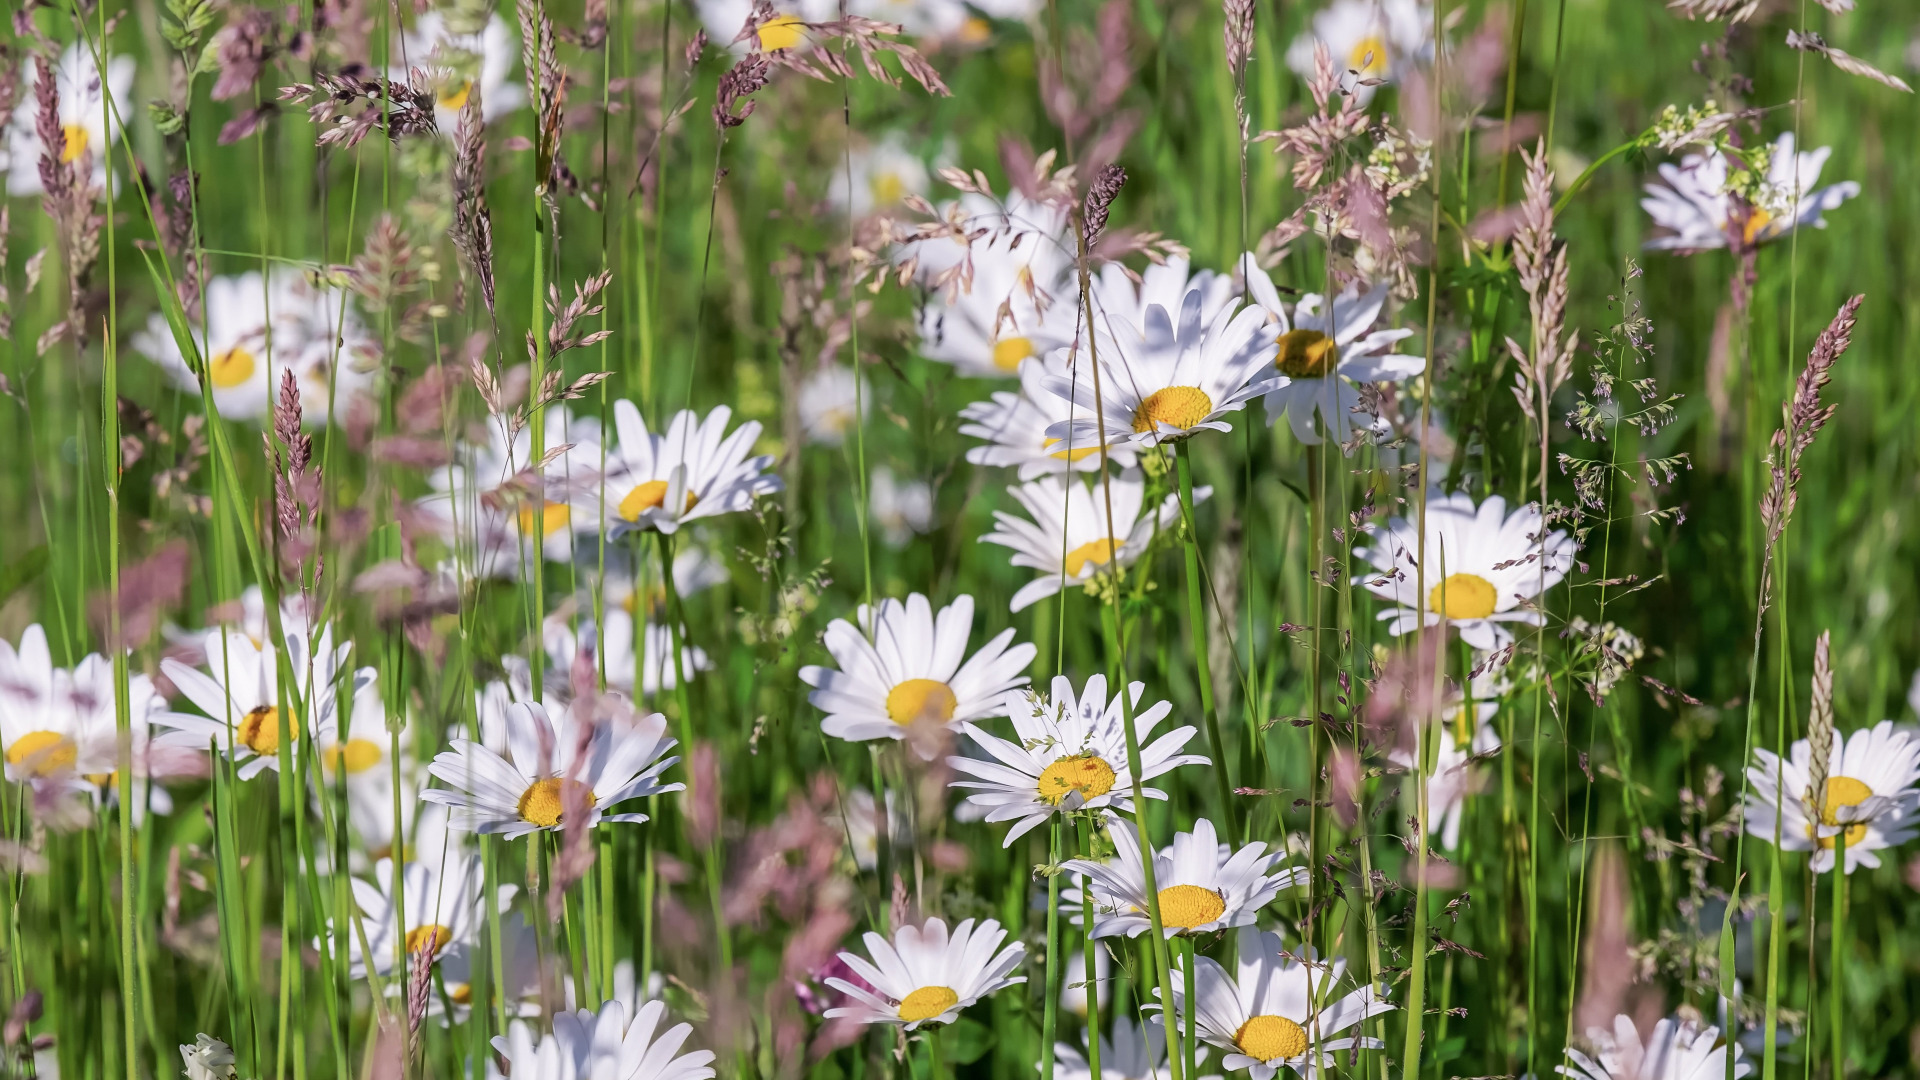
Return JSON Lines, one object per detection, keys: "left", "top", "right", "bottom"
{"left": 420, "top": 405, "right": 603, "bottom": 580}
{"left": 541, "top": 610, "right": 712, "bottom": 701}
{"left": 829, "top": 133, "right": 934, "bottom": 218}
{"left": 1243, "top": 262, "right": 1424, "bottom": 446}
{"left": 491, "top": 999, "right": 715, "bottom": 1080}
{"left": 1056, "top": 1013, "right": 1213, "bottom": 1080}
{"left": 800, "top": 594, "right": 1036, "bottom": 744}
{"left": 824, "top": 917, "right": 1026, "bottom": 1029}
{"left": 799, "top": 364, "right": 867, "bottom": 447}
{"left": 345, "top": 852, "right": 514, "bottom": 979}
{"left": 1642, "top": 132, "right": 1857, "bottom": 253}
{"left": 958, "top": 352, "right": 1136, "bottom": 479}
{"left": 950, "top": 675, "right": 1206, "bottom": 845}
{"left": 156, "top": 621, "right": 372, "bottom": 780}
{"left": 1387, "top": 668, "right": 1504, "bottom": 851}
{"left": 1044, "top": 285, "right": 1280, "bottom": 451}
{"left": 393, "top": 12, "right": 524, "bottom": 130}
{"left": 601, "top": 403, "right": 781, "bottom": 536}
{"left": 1557, "top": 1013, "right": 1748, "bottom": 1080}
{"left": 1063, "top": 817, "right": 1305, "bottom": 939}
{"left": 1353, "top": 490, "right": 1575, "bottom": 650}
{"left": 1283, "top": 0, "right": 1431, "bottom": 98}
{"left": 422, "top": 701, "right": 682, "bottom": 838}
{"left": 1170, "top": 927, "right": 1393, "bottom": 1080}
{"left": 1742, "top": 721, "right": 1920, "bottom": 874}
{"left": 908, "top": 191, "right": 1080, "bottom": 379}
{"left": 980, "top": 469, "right": 1197, "bottom": 612}
{"left": 2, "top": 42, "right": 136, "bottom": 196}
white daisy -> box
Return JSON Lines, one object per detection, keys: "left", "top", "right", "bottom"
{"left": 1, "top": 42, "right": 135, "bottom": 197}
{"left": 601, "top": 403, "right": 781, "bottom": 536}
{"left": 156, "top": 623, "right": 372, "bottom": 780}
{"left": 394, "top": 12, "right": 525, "bottom": 130}
{"left": 911, "top": 193, "right": 1082, "bottom": 379}
{"left": 1386, "top": 668, "right": 1504, "bottom": 851}
{"left": 980, "top": 469, "right": 1198, "bottom": 612}
{"left": 345, "top": 851, "right": 515, "bottom": 979}
{"left": 829, "top": 787, "right": 912, "bottom": 872}
{"left": 1045, "top": 282, "right": 1280, "bottom": 451}
{"left": 1283, "top": 0, "right": 1432, "bottom": 99}
{"left": 1171, "top": 927, "right": 1393, "bottom": 1080}
{"left": 420, "top": 406, "right": 604, "bottom": 581}
{"left": 870, "top": 466, "right": 935, "bottom": 547}
{"left": 1058, "top": 946, "right": 1110, "bottom": 1021}
{"left": 1353, "top": 490, "right": 1576, "bottom": 650}
{"left": 829, "top": 133, "right": 934, "bottom": 218}
{"left": 1642, "top": 132, "right": 1858, "bottom": 253}
{"left": 1244, "top": 262, "right": 1424, "bottom": 446}
{"left": 959, "top": 354, "right": 1140, "bottom": 481}
{"left": 489, "top": 999, "right": 716, "bottom": 1080}
{"left": 799, "top": 593, "right": 1036, "bottom": 744}
{"left": 823, "top": 917, "right": 1027, "bottom": 1029}
{"left": 1742, "top": 720, "right": 1920, "bottom": 875}
{"left": 799, "top": 364, "right": 868, "bottom": 447}
{"left": 1055, "top": 1012, "right": 1215, "bottom": 1080}
{"left": 422, "top": 701, "right": 682, "bottom": 839}
{"left": 1086, "top": 256, "right": 1240, "bottom": 343}
{"left": 541, "top": 610, "right": 712, "bottom": 700}
{"left": 434, "top": 911, "right": 543, "bottom": 1025}
{"left": 694, "top": 0, "right": 836, "bottom": 55}
{"left": 597, "top": 544, "right": 730, "bottom": 621}
{"left": 948, "top": 674, "right": 1206, "bottom": 845}
{"left": 1063, "top": 817, "right": 1305, "bottom": 939}
{"left": 1557, "top": 1013, "right": 1749, "bottom": 1080}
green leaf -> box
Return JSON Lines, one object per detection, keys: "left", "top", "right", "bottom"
{"left": 136, "top": 247, "right": 201, "bottom": 374}
{"left": 0, "top": 545, "right": 48, "bottom": 607}
{"left": 946, "top": 1016, "right": 994, "bottom": 1065}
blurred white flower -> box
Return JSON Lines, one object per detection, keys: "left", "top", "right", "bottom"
{"left": 343, "top": 852, "right": 514, "bottom": 979}
{"left": 393, "top": 12, "right": 525, "bottom": 130}
{"left": 1641, "top": 132, "right": 1857, "bottom": 253}
{"left": 799, "top": 364, "right": 867, "bottom": 446}
{"left": 418, "top": 407, "right": 604, "bottom": 581}
{"left": 1284, "top": 0, "right": 1432, "bottom": 101}
{"left": 2, "top": 42, "right": 135, "bottom": 197}
{"left": 907, "top": 192, "right": 1081, "bottom": 379}
{"left": 489, "top": 999, "right": 716, "bottom": 1080}
{"left": 1557, "top": 1013, "right": 1748, "bottom": 1080}
{"left": 179, "top": 1035, "right": 238, "bottom": 1080}
{"left": 828, "top": 133, "right": 934, "bottom": 218}
{"left": 542, "top": 610, "right": 712, "bottom": 700}
{"left": 869, "top": 466, "right": 934, "bottom": 546}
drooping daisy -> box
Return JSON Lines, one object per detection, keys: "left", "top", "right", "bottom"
{"left": 958, "top": 352, "right": 1137, "bottom": 479}
{"left": 541, "top": 610, "right": 712, "bottom": 700}
{"left": 949, "top": 674, "right": 1207, "bottom": 844}
{"left": 601, "top": 403, "right": 781, "bottom": 536}
{"left": 345, "top": 852, "right": 515, "bottom": 978}
{"left": 823, "top": 917, "right": 1027, "bottom": 1029}
{"left": 1171, "top": 926, "right": 1393, "bottom": 1080}
{"left": 490, "top": 999, "right": 716, "bottom": 1080}
{"left": 829, "top": 133, "right": 934, "bottom": 218}
{"left": 1353, "top": 490, "right": 1576, "bottom": 650}
{"left": 1556, "top": 1013, "right": 1749, "bottom": 1080}
{"left": 1044, "top": 284, "right": 1280, "bottom": 451}
{"left": 1386, "top": 668, "right": 1504, "bottom": 851}
{"left": 394, "top": 12, "right": 525, "bottom": 130}
{"left": 1283, "top": 0, "right": 1432, "bottom": 98}
{"left": 980, "top": 469, "right": 1198, "bottom": 612}
{"left": 422, "top": 701, "right": 682, "bottom": 838}
{"left": 1641, "top": 132, "right": 1858, "bottom": 253}
{"left": 1063, "top": 817, "right": 1306, "bottom": 939}
{"left": 156, "top": 622, "right": 372, "bottom": 780}
{"left": 1244, "top": 263, "right": 1424, "bottom": 446}
{"left": 1742, "top": 721, "right": 1920, "bottom": 875}
{"left": 1, "top": 42, "right": 136, "bottom": 197}
{"left": 800, "top": 593, "right": 1036, "bottom": 744}
{"left": 870, "top": 466, "right": 935, "bottom": 547}
{"left": 1056, "top": 1012, "right": 1214, "bottom": 1080}
{"left": 799, "top": 364, "right": 868, "bottom": 447}
{"left": 420, "top": 406, "right": 604, "bottom": 581}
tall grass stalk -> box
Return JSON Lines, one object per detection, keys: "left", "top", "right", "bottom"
{"left": 1174, "top": 451, "right": 1236, "bottom": 829}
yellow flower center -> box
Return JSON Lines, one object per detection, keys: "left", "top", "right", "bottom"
{"left": 885, "top": 679, "right": 958, "bottom": 727}
{"left": 1155, "top": 884, "right": 1227, "bottom": 930}
{"left": 210, "top": 346, "right": 257, "bottom": 389}
{"left": 869, "top": 170, "right": 907, "bottom": 208}
{"left": 517, "top": 500, "right": 572, "bottom": 538}
{"left": 1813, "top": 775, "right": 1872, "bottom": 848}
{"left": 957, "top": 16, "right": 991, "bottom": 42}
{"left": 86, "top": 770, "right": 117, "bottom": 787}
{"left": 1131, "top": 386, "right": 1213, "bottom": 434}
{"left": 437, "top": 79, "right": 474, "bottom": 111}
{"left": 1036, "top": 754, "right": 1117, "bottom": 806}
{"left": 897, "top": 985, "right": 959, "bottom": 1023}
{"left": 6, "top": 731, "right": 78, "bottom": 777}
{"left": 325, "top": 738, "right": 384, "bottom": 775}
{"left": 404, "top": 923, "right": 454, "bottom": 957}
{"left": 1042, "top": 436, "right": 1100, "bottom": 463}
{"left": 60, "top": 124, "right": 89, "bottom": 164}
{"left": 239, "top": 706, "right": 298, "bottom": 757}
{"left": 1428, "top": 573, "right": 1498, "bottom": 620}
{"left": 757, "top": 13, "right": 805, "bottom": 51}
{"left": 449, "top": 982, "right": 474, "bottom": 1005}
{"left": 992, "top": 336, "right": 1035, "bottom": 372}
{"left": 1276, "top": 329, "right": 1340, "bottom": 378}
{"left": 1062, "top": 538, "right": 1119, "bottom": 578}
{"left": 1742, "top": 207, "right": 1774, "bottom": 246}
{"left": 517, "top": 777, "right": 595, "bottom": 828}
{"left": 1451, "top": 704, "right": 1475, "bottom": 750}
{"left": 618, "top": 480, "right": 699, "bottom": 522}
{"left": 1347, "top": 33, "right": 1389, "bottom": 78}
{"left": 1235, "top": 1014, "right": 1309, "bottom": 1062}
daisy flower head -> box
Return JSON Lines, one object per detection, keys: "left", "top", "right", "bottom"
{"left": 1171, "top": 926, "right": 1393, "bottom": 1080}
{"left": 1243, "top": 261, "right": 1424, "bottom": 446}
{"left": 1354, "top": 490, "right": 1575, "bottom": 650}
{"left": 394, "top": 12, "right": 525, "bottom": 130}
{"left": 906, "top": 191, "right": 1080, "bottom": 379}
{"left": 831, "top": 787, "right": 912, "bottom": 871}
{"left": 958, "top": 352, "right": 1137, "bottom": 479}
{"left": 829, "top": 133, "right": 934, "bottom": 218}
{"left": 602, "top": 402, "right": 781, "bottom": 536}
{"left": 1044, "top": 280, "right": 1281, "bottom": 452}
{"left": 422, "top": 701, "right": 683, "bottom": 838}
{"left": 980, "top": 468, "right": 1198, "bottom": 612}
{"left": 869, "top": 466, "right": 935, "bottom": 547}
{"left": 1556, "top": 1013, "right": 1749, "bottom": 1080}
{"left": 489, "top": 998, "right": 716, "bottom": 1080}
{"left": 949, "top": 674, "right": 1206, "bottom": 845}
{"left": 799, "top": 364, "right": 868, "bottom": 447}
{"left": 1056, "top": 1012, "right": 1215, "bottom": 1080}
{"left": 345, "top": 852, "right": 514, "bottom": 979}
{"left": 435, "top": 912, "right": 542, "bottom": 1025}
{"left": 799, "top": 593, "right": 1037, "bottom": 746}
{"left": 541, "top": 610, "right": 713, "bottom": 701}
{"left": 1642, "top": 132, "right": 1858, "bottom": 253}
{"left": 1387, "top": 667, "right": 1504, "bottom": 851}
{"left": 1283, "top": 0, "right": 1432, "bottom": 100}
{"left": 420, "top": 406, "right": 604, "bottom": 580}
{"left": 2, "top": 41, "right": 136, "bottom": 197}
{"left": 1063, "top": 817, "right": 1306, "bottom": 939}
{"left": 1742, "top": 720, "right": 1920, "bottom": 874}
{"left": 598, "top": 543, "right": 730, "bottom": 621}
{"left": 156, "top": 621, "right": 372, "bottom": 780}
{"left": 1058, "top": 946, "right": 1110, "bottom": 1020}
{"left": 1086, "top": 255, "right": 1241, "bottom": 342}
{"left": 695, "top": 0, "right": 835, "bottom": 55}
{"left": 823, "top": 917, "right": 1027, "bottom": 1029}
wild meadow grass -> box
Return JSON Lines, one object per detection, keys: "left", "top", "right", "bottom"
{"left": 0, "top": 0, "right": 1916, "bottom": 1077}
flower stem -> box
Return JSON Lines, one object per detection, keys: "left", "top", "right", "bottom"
{"left": 1174, "top": 449, "right": 1236, "bottom": 834}
{"left": 1041, "top": 818, "right": 1061, "bottom": 1080}
{"left": 1829, "top": 833, "right": 1846, "bottom": 1080}
{"left": 1078, "top": 816, "right": 1102, "bottom": 1080}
